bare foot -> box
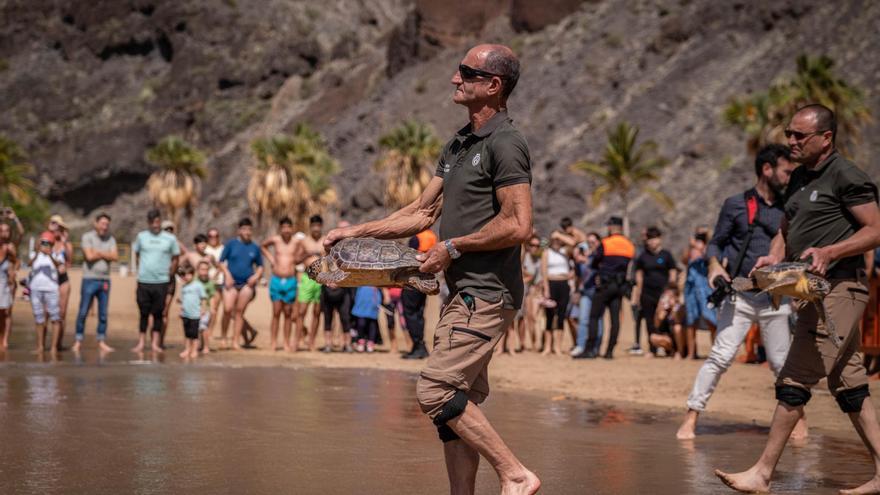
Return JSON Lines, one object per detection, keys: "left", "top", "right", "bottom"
{"left": 72, "top": 341, "right": 82, "bottom": 353}
{"left": 152, "top": 344, "right": 164, "bottom": 353}
{"left": 189, "top": 350, "right": 199, "bottom": 359}
{"left": 501, "top": 469, "right": 541, "bottom": 495}
{"left": 540, "top": 347, "right": 551, "bottom": 356}
{"left": 202, "top": 347, "right": 211, "bottom": 355}
{"left": 283, "top": 345, "right": 292, "bottom": 352}
{"left": 33, "top": 347, "right": 44, "bottom": 354}
{"left": 270, "top": 340, "right": 277, "bottom": 351}
{"left": 840, "top": 476, "right": 880, "bottom": 494}
{"left": 714, "top": 468, "right": 770, "bottom": 493}
{"left": 789, "top": 417, "right": 809, "bottom": 441}
{"left": 179, "top": 349, "right": 189, "bottom": 358}
{"left": 98, "top": 341, "right": 115, "bottom": 352}
{"left": 131, "top": 343, "right": 144, "bottom": 352}
{"left": 676, "top": 410, "right": 698, "bottom": 440}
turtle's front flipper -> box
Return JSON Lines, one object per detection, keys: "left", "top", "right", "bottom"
{"left": 814, "top": 300, "right": 842, "bottom": 348}
{"left": 732, "top": 277, "right": 757, "bottom": 292}
{"left": 404, "top": 275, "right": 440, "bottom": 295}
{"left": 770, "top": 294, "right": 782, "bottom": 311}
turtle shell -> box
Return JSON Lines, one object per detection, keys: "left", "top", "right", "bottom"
{"left": 329, "top": 238, "right": 421, "bottom": 272}
{"left": 758, "top": 262, "right": 811, "bottom": 274}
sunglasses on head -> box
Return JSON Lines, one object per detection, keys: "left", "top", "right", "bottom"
{"left": 164, "top": 227, "right": 174, "bottom": 232}
{"left": 458, "top": 64, "right": 505, "bottom": 81}
{"left": 40, "top": 240, "right": 52, "bottom": 246}
{"left": 783, "top": 128, "right": 828, "bottom": 140}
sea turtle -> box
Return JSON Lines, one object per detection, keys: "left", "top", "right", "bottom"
{"left": 732, "top": 262, "right": 840, "bottom": 347}
{"left": 306, "top": 237, "right": 440, "bottom": 295}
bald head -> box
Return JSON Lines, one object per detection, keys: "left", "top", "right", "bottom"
{"left": 468, "top": 44, "right": 520, "bottom": 101}
{"left": 794, "top": 104, "right": 837, "bottom": 143}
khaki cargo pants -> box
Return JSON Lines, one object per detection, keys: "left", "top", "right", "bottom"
{"left": 777, "top": 276, "right": 871, "bottom": 396}
{"left": 417, "top": 292, "right": 516, "bottom": 419}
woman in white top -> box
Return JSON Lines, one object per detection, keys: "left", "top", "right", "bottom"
{"left": 541, "top": 236, "right": 574, "bottom": 356}
{"left": 30, "top": 231, "right": 63, "bottom": 353}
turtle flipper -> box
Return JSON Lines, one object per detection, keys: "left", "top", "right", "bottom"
{"left": 404, "top": 275, "right": 440, "bottom": 295}
{"left": 814, "top": 300, "right": 842, "bottom": 348}
{"left": 770, "top": 294, "right": 782, "bottom": 311}
{"left": 759, "top": 274, "right": 801, "bottom": 295}
{"left": 732, "top": 277, "right": 758, "bottom": 292}
{"left": 317, "top": 269, "right": 348, "bottom": 285}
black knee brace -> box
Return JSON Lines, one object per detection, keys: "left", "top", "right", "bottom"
{"left": 836, "top": 385, "right": 870, "bottom": 413}
{"left": 436, "top": 424, "right": 460, "bottom": 443}
{"left": 432, "top": 389, "right": 469, "bottom": 426}
{"left": 776, "top": 385, "right": 812, "bottom": 407}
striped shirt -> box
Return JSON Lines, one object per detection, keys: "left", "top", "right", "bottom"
{"left": 706, "top": 188, "right": 784, "bottom": 278}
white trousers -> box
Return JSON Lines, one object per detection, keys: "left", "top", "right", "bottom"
{"left": 686, "top": 292, "right": 792, "bottom": 412}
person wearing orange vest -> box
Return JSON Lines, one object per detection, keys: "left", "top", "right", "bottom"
{"left": 401, "top": 230, "right": 437, "bottom": 359}
{"left": 575, "top": 216, "right": 635, "bottom": 359}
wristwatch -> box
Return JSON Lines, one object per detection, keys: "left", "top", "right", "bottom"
{"left": 444, "top": 239, "right": 461, "bottom": 259}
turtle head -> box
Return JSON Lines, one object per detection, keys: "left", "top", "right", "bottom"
{"left": 809, "top": 277, "right": 832, "bottom": 298}
{"left": 306, "top": 259, "right": 323, "bottom": 281}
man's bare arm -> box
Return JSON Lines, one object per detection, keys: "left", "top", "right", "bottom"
{"left": 325, "top": 177, "right": 444, "bottom": 247}
{"left": 451, "top": 183, "right": 532, "bottom": 253}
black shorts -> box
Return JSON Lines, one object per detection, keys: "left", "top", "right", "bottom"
{"left": 182, "top": 317, "right": 199, "bottom": 339}
{"left": 58, "top": 272, "right": 70, "bottom": 285}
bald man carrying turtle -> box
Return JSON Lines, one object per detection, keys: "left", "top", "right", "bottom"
{"left": 325, "top": 44, "right": 540, "bottom": 494}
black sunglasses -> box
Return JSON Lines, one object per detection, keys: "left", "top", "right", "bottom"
{"left": 459, "top": 64, "right": 505, "bottom": 81}
{"left": 164, "top": 227, "right": 174, "bottom": 232}
{"left": 40, "top": 240, "right": 52, "bottom": 246}
{"left": 783, "top": 128, "right": 828, "bottom": 141}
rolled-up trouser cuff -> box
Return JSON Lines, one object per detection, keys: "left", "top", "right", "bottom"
{"left": 776, "top": 385, "right": 812, "bottom": 407}
{"left": 836, "top": 384, "right": 870, "bottom": 413}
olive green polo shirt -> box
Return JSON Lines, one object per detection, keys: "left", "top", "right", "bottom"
{"left": 784, "top": 151, "right": 878, "bottom": 277}
{"left": 435, "top": 111, "right": 532, "bottom": 309}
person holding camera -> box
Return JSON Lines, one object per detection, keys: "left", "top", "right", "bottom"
{"left": 676, "top": 143, "right": 802, "bottom": 440}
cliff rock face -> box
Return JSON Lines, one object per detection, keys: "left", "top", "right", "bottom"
{"left": 2, "top": 0, "right": 878, "bottom": 249}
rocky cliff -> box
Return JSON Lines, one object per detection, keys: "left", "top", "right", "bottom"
{"left": 2, "top": 0, "right": 878, "bottom": 249}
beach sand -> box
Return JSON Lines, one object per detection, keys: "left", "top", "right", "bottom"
{"left": 4, "top": 269, "right": 874, "bottom": 436}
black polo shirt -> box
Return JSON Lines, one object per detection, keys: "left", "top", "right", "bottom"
{"left": 635, "top": 248, "right": 677, "bottom": 296}
{"left": 784, "top": 151, "right": 878, "bottom": 277}
{"left": 435, "top": 111, "right": 532, "bottom": 309}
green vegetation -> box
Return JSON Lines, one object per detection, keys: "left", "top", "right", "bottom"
{"left": 375, "top": 120, "right": 441, "bottom": 210}
{"left": 570, "top": 122, "right": 672, "bottom": 237}
{"left": 145, "top": 136, "right": 207, "bottom": 228}
{"left": 248, "top": 123, "right": 339, "bottom": 230}
{"left": 0, "top": 135, "right": 48, "bottom": 235}
{"left": 724, "top": 54, "right": 871, "bottom": 156}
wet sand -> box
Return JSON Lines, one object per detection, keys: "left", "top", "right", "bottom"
{"left": 0, "top": 364, "right": 873, "bottom": 494}
{"left": 4, "top": 270, "right": 876, "bottom": 435}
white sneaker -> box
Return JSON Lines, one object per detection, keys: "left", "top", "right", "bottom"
{"left": 628, "top": 345, "right": 644, "bottom": 355}
{"left": 570, "top": 346, "right": 584, "bottom": 356}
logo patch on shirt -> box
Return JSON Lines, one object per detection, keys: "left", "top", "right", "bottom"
{"left": 471, "top": 153, "right": 481, "bottom": 167}
{"left": 809, "top": 190, "right": 818, "bottom": 202}
{"left": 441, "top": 162, "right": 451, "bottom": 173}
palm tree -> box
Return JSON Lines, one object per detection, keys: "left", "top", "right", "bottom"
{"left": 0, "top": 136, "right": 36, "bottom": 206}
{"left": 248, "top": 124, "right": 339, "bottom": 231}
{"left": 0, "top": 135, "right": 47, "bottom": 233}
{"left": 724, "top": 54, "right": 870, "bottom": 156}
{"left": 375, "top": 120, "right": 441, "bottom": 210}
{"left": 145, "top": 136, "right": 207, "bottom": 228}
{"left": 570, "top": 122, "right": 673, "bottom": 237}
